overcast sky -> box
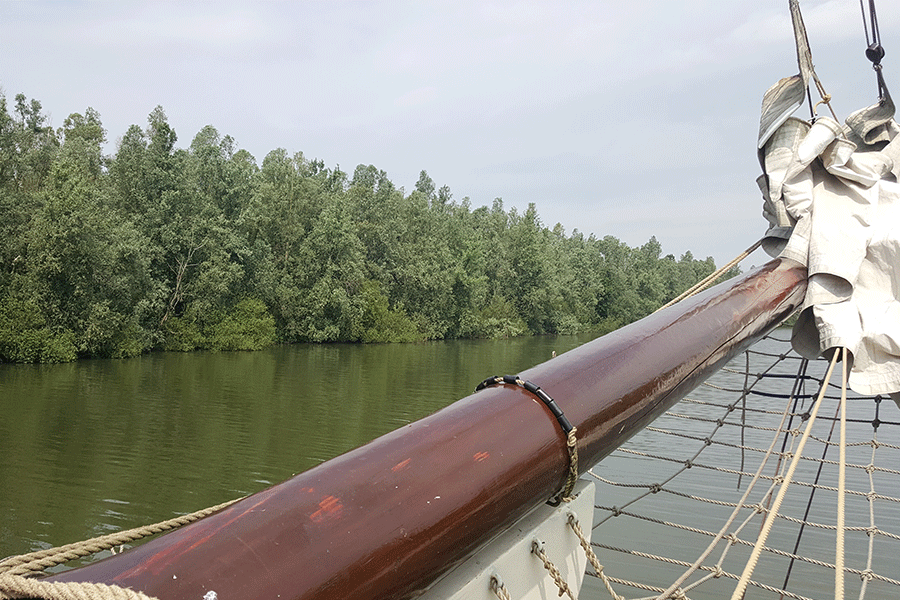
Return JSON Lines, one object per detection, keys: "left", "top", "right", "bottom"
{"left": 2, "top": 1, "right": 897, "bottom": 266}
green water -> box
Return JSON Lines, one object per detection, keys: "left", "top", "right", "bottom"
{"left": 5, "top": 333, "right": 899, "bottom": 599}
{"left": 0, "top": 334, "right": 599, "bottom": 559}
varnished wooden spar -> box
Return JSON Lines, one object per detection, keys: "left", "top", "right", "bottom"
{"left": 49, "top": 258, "right": 807, "bottom": 600}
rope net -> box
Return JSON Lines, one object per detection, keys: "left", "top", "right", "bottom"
{"left": 583, "top": 333, "right": 900, "bottom": 600}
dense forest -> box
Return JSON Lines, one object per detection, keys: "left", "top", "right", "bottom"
{"left": 0, "top": 93, "right": 736, "bottom": 363}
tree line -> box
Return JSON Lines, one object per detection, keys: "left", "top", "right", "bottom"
{"left": 0, "top": 93, "right": 735, "bottom": 363}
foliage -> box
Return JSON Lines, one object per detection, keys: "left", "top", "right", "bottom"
{"left": 0, "top": 92, "right": 737, "bottom": 362}
{"left": 205, "top": 298, "right": 278, "bottom": 351}
{"left": 0, "top": 296, "right": 77, "bottom": 363}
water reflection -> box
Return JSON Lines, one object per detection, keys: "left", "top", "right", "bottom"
{"left": 0, "top": 333, "right": 597, "bottom": 558}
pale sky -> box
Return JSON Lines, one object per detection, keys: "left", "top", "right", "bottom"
{"left": 2, "top": 1, "right": 897, "bottom": 266}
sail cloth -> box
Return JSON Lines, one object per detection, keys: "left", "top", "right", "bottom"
{"left": 758, "top": 90, "right": 900, "bottom": 400}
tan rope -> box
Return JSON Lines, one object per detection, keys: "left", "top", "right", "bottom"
{"left": 589, "top": 338, "right": 900, "bottom": 598}
{"left": 654, "top": 352, "right": 799, "bottom": 600}
{"left": 567, "top": 515, "right": 624, "bottom": 600}
{"left": 489, "top": 574, "right": 511, "bottom": 600}
{"left": 0, "top": 576, "right": 156, "bottom": 600}
{"left": 835, "top": 347, "right": 848, "bottom": 600}
{"left": 0, "top": 497, "right": 241, "bottom": 600}
{"left": 0, "top": 498, "right": 240, "bottom": 578}
{"left": 558, "top": 428, "right": 579, "bottom": 503}
{"left": 729, "top": 350, "right": 840, "bottom": 600}
{"left": 531, "top": 540, "right": 575, "bottom": 600}
{"left": 858, "top": 428, "right": 879, "bottom": 600}
{"left": 657, "top": 239, "right": 762, "bottom": 312}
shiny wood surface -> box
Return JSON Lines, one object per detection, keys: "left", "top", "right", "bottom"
{"left": 49, "top": 258, "right": 807, "bottom": 599}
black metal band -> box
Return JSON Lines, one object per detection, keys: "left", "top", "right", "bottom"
{"left": 475, "top": 374, "right": 578, "bottom": 505}
{"left": 475, "top": 375, "right": 574, "bottom": 435}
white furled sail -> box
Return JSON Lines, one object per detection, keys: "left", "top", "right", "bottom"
{"left": 757, "top": 0, "right": 900, "bottom": 403}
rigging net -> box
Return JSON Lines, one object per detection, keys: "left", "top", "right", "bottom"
{"left": 583, "top": 334, "right": 900, "bottom": 600}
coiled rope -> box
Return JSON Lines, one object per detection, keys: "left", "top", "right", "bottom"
{"left": 0, "top": 497, "right": 240, "bottom": 600}
{"left": 0, "top": 577, "right": 156, "bottom": 600}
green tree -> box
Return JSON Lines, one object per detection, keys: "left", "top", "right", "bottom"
{"left": 0, "top": 93, "right": 59, "bottom": 292}
{"left": 505, "top": 203, "right": 561, "bottom": 334}
{"left": 245, "top": 149, "right": 340, "bottom": 341}
{"left": 291, "top": 196, "right": 367, "bottom": 342}
{"left": 25, "top": 109, "right": 150, "bottom": 358}
{"left": 0, "top": 92, "right": 740, "bottom": 361}
{"left": 161, "top": 125, "right": 271, "bottom": 351}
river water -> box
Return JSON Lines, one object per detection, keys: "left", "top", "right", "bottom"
{"left": 3, "top": 332, "right": 899, "bottom": 599}
{"left": 0, "top": 333, "right": 598, "bottom": 560}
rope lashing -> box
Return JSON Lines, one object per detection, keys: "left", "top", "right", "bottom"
{"left": 491, "top": 513, "right": 623, "bottom": 600}
{"left": 475, "top": 375, "right": 578, "bottom": 504}
{"left": 567, "top": 514, "right": 625, "bottom": 600}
